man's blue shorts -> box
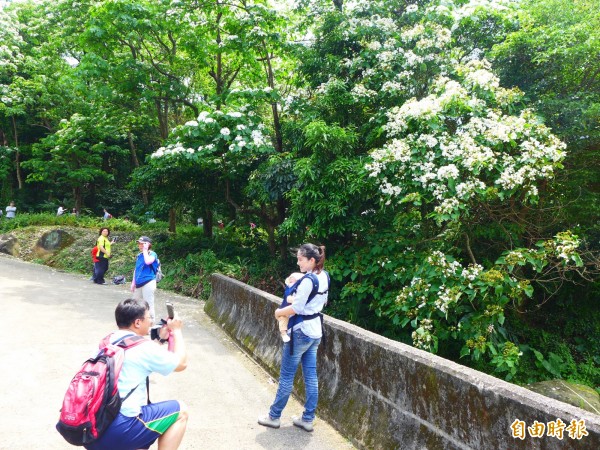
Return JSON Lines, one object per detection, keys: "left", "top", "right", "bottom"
{"left": 85, "top": 400, "right": 181, "bottom": 450}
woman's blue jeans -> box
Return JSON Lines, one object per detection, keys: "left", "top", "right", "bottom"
{"left": 269, "top": 329, "right": 321, "bottom": 422}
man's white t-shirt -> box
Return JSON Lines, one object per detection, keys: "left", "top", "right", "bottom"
{"left": 106, "top": 330, "right": 179, "bottom": 417}
{"left": 5, "top": 206, "right": 16, "bottom": 218}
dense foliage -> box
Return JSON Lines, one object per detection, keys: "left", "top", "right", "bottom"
{"left": 1, "top": 0, "right": 598, "bottom": 391}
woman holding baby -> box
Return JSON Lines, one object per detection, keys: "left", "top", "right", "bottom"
{"left": 258, "top": 243, "right": 330, "bottom": 432}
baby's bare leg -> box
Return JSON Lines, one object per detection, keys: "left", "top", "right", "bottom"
{"left": 278, "top": 316, "right": 289, "bottom": 332}
{"left": 278, "top": 316, "right": 290, "bottom": 342}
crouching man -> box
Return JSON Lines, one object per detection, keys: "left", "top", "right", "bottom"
{"left": 86, "top": 298, "right": 188, "bottom": 450}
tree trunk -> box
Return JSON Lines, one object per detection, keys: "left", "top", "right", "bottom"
{"left": 73, "top": 186, "right": 83, "bottom": 212}
{"left": 265, "top": 221, "right": 276, "bottom": 257}
{"left": 203, "top": 209, "right": 213, "bottom": 238}
{"left": 128, "top": 130, "right": 148, "bottom": 205}
{"left": 262, "top": 43, "right": 283, "bottom": 153}
{"left": 169, "top": 207, "right": 176, "bottom": 233}
{"left": 277, "top": 198, "right": 288, "bottom": 259}
{"left": 12, "top": 116, "right": 23, "bottom": 189}
{"left": 155, "top": 98, "right": 169, "bottom": 139}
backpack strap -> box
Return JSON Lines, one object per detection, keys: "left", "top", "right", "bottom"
{"left": 319, "top": 271, "right": 330, "bottom": 295}
{"left": 280, "top": 273, "right": 318, "bottom": 309}
{"left": 117, "top": 335, "right": 150, "bottom": 404}
{"left": 146, "top": 253, "right": 159, "bottom": 269}
{"left": 117, "top": 335, "right": 147, "bottom": 349}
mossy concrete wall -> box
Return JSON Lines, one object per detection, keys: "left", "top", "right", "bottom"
{"left": 206, "top": 274, "right": 600, "bottom": 450}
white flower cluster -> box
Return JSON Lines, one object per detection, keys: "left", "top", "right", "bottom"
{"left": 462, "top": 60, "right": 500, "bottom": 91}
{"left": 461, "top": 264, "right": 484, "bottom": 281}
{"left": 351, "top": 84, "right": 378, "bottom": 99}
{"left": 151, "top": 143, "right": 195, "bottom": 158}
{"left": 434, "top": 198, "right": 459, "bottom": 216}
{"left": 437, "top": 164, "right": 459, "bottom": 180}
{"left": 551, "top": 233, "right": 580, "bottom": 262}
{"left": 401, "top": 24, "right": 425, "bottom": 42}
{"left": 366, "top": 139, "right": 411, "bottom": 177}
{"left": 315, "top": 78, "right": 346, "bottom": 96}
{"left": 411, "top": 318, "right": 434, "bottom": 350}
{"left": 365, "top": 41, "right": 382, "bottom": 51}
{"left": 197, "top": 111, "right": 216, "bottom": 124}
{"left": 381, "top": 80, "right": 407, "bottom": 94}
{"left": 368, "top": 59, "right": 566, "bottom": 218}
{"left": 434, "top": 285, "right": 457, "bottom": 315}
{"left": 426, "top": 251, "right": 462, "bottom": 277}
{"left": 251, "top": 129, "right": 266, "bottom": 146}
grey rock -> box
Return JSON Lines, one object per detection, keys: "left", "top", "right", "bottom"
{"left": 528, "top": 379, "right": 600, "bottom": 414}
{"left": 34, "top": 229, "right": 74, "bottom": 258}
{"left": 0, "top": 234, "right": 19, "bottom": 256}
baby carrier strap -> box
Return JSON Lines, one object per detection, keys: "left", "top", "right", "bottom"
{"left": 280, "top": 273, "right": 319, "bottom": 308}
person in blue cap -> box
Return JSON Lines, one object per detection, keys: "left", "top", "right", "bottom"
{"left": 130, "top": 236, "right": 160, "bottom": 320}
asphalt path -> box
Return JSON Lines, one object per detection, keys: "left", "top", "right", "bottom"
{"left": 0, "top": 255, "right": 354, "bottom": 450}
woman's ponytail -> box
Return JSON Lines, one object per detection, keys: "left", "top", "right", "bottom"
{"left": 298, "top": 243, "right": 326, "bottom": 274}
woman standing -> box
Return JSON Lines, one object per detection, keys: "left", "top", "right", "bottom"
{"left": 258, "top": 243, "right": 329, "bottom": 432}
{"left": 130, "top": 236, "right": 159, "bottom": 321}
{"left": 93, "top": 227, "right": 114, "bottom": 285}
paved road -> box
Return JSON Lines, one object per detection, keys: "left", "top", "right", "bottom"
{"left": 0, "top": 256, "right": 354, "bottom": 450}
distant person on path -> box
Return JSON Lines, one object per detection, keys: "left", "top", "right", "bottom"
{"left": 93, "top": 227, "right": 115, "bottom": 285}
{"left": 57, "top": 205, "right": 66, "bottom": 216}
{"left": 103, "top": 208, "right": 113, "bottom": 220}
{"left": 84, "top": 298, "right": 188, "bottom": 450}
{"left": 258, "top": 243, "right": 330, "bottom": 432}
{"left": 5, "top": 201, "right": 16, "bottom": 219}
{"left": 71, "top": 207, "right": 79, "bottom": 216}
{"left": 131, "top": 236, "right": 159, "bottom": 321}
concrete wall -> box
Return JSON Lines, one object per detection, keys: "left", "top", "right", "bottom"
{"left": 206, "top": 274, "right": 600, "bottom": 450}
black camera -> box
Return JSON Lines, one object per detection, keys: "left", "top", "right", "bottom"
{"left": 150, "top": 303, "right": 175, "bottom": 341}
{"left": 150, "top": 318, "right": 168, "bottom": 341}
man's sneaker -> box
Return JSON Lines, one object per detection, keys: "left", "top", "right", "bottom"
{"left": 258, "top": 414, "right": 280, "bottom": 429}
{"left": 292, "top": 416, "right": 314, "bottom": 432}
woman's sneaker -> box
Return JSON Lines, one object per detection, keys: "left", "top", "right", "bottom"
{"left": 258, "top": 414, "right": 280, "bottom": 429}
{"left": 292, "top": 416, "right": 314, "bottom": 432}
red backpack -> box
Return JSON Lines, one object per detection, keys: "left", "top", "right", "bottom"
{"left": 91, "top": 246, "right": 99, "bottom": 263}
{"left": 56, "top": 334, "right": 146, "bottom": 446}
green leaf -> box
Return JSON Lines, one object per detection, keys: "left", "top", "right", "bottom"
{"left": 460, "top": 346, "right": 471, "bottom": 358}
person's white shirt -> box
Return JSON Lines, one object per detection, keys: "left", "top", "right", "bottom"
{"left": 5, "top": 204, "right": 16, "bottom": 218}
{"left": 57, "top": 206, "right": 65, "bottom": 216}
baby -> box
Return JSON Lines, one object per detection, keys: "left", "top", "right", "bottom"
{"left": 278, "top": 272, "right": 304, "bottom": 342}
